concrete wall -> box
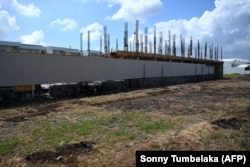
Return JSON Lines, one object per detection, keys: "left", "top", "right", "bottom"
{"left": 0, "top": 52, "right": 215, "bottom": 86}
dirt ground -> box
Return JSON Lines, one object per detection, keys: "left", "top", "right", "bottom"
{"left": 0, "top": 75, "right": 250, "bottom": 166}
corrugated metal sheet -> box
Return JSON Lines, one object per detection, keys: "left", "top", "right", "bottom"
{"left": 0, "top": 52, "right": 216, "bottom": 86}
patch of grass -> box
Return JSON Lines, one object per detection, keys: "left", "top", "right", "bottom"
{"left": 224, "top": 73, "right": 241, "bottom": 78}
{"left": 1, "top": 111, "right": 176, "bottom": 158}
{"left": 72, "top": 120, "right": 100, "bottom": 135}
{"left": 240, "top": 136, "right": 250, "bottom": 149}
{"left": 100, "top": 111, "right": 142, "bottom": 127}
{"left": 0, "top": 136, "right": 19, "bottom": 155}
{"left": 138, "top": 120, "right": 172, "bottom": 134}
{"left": 26, "top": 112, "right": 143, "bottom": 149}
{"left": 24, "top": 145, "right": 33, "bottom": 153}
{"left": 208, "top": 129, "right": 247, "bottom": 150}
{"left": 33, "top": 119, "right": 106, "bottom": 147}
{"left": 209, "top": 131, "right": 224, "bottom": 140}
{"left": 107, "top": 129, "right": 138, "bottom": 141}
{"left": 90, "top": 99, "right": 100, "bottom": 105}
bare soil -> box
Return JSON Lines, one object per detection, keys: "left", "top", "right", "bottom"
{"left": 25, "top": 141, "right": 93, "bottom": 166}
{"left": 0, "top": 75, "right": 250, "bottom": 166}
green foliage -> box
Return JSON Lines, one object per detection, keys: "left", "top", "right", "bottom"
{"left": 39, "top": 50, "right": 45, "bottom": 54}
{"left": 21, "top": 50, "right": 29, "bottom": 54}
{"left": 9, "top": 47, "right": 15, "bottom": 52}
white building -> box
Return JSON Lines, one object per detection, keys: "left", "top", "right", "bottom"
{"left": 0, "top": 40, "right": 105, "bottom": 57}
{"left": 0, "top": 40, "right": 80, "bottom": 56}
{"left": 223, "top": 58, "right": 250, "bottom": 74}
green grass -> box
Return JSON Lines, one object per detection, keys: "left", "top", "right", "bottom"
{"left": 138, "top": 121, "right": 172, "bottom": 134}
{"left": 107, "top": 129, "right": 137, "bottom": 140}
{"left": 223, "top": 73, "right": 241, "bottom": 78}
{"left": 0, "top": 111, "right": 176, "bottom": 157}
{"left": 0, "top": 136, "right": 19, "bottom": 156}
{"left": 208, "top": 129, "right": 248, "bottom": 150}
{"left": 30, "top": 119, "right": 106, "bottom": 148}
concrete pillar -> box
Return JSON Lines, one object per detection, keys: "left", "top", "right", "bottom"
{"left": 32, "top": 85, "right": 35, "bottom": 99}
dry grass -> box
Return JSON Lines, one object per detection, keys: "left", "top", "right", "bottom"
{"left": 0, "top": 75, "right": 250, "bottom": 166}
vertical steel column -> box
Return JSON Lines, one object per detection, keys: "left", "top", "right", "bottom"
{"left": 217, "top": 45, "right": 219, "bottom": 60}
{"left": 180, "top": 34, "right": 185, "bottom": 57}
{"left": 195, "top": 47, "right": 197, "bottom": 59}
{"left": 168, "top": 30, "right": 171, "bottom": 55}
{"left": 100, "top": 35, "right": 102, "bottom": 55}
{"left": 204, "top": 42, "right": 207, "bottom": 59}
{"left": 197, "top": 39, "right": 200, "bottom": 59}
{"left": 144, "top": 27, "right": 148, "bottom": 53}
{"left": 124, "top": 22, "right": 128, "bottom": 51}
{"left": 172, "top": 34, "right": 176, "bottom": 56}
{"left": 80, "top": 33, "right": 83, "bottom": 56}
{"left": 211, "top": 43, "right": 213, "bottom": 60}
{"left": 108, "top": 34, "right": 110, "bottom": 54}
{"left": 133, "top": 33, "right": 136, "bottom": 52}
{"left": 135, "top": 20, "right": 139, "bottom": 52}
{"left": 159, "top": 31, "right": 163, "bottom": 55}
{"left": 149, "top": 41, "right": 152, "bottom": 54}
{"left": 180, "top": 34, "right": 184, "bottom": 56}
{"left": 190, "top": 37, "right": 193, "bottom": 57}
{"left": 87, "top": 31, "right": 90, "bottom": 56}
{"left": 183, "top": 37, "right": 185, "bottom": 57}
{"left": 140, "top": 34, "right": 143, "bottom": 52}
{"left": 165, "top": 40, "right": 167, "bottom": 55}
{"left": 209, "top": 45, "right": 212, "bottom": 59}
{"left": 104, "top": 26, "right": 107, "bottom": 55}
{"left": 201, "top": 47, "right": 203, "bottom": 59}
{"left": 116, "top": 38, "right": 118, "bottom": 52}
{"left": 180, "top": 34, "right": 183, "bottom": 56}
{"left": 214, "top": 46, "right": 217, "bottom": 60}
{"left": 154, "top": 26, "right": 156, "bottom": 54}
{"left": 221, "top": 46, "right": 223, "bottom": 61}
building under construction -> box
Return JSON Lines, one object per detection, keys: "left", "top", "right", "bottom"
{"left": 0, "top": 20, "right": 223, "bottom": 103}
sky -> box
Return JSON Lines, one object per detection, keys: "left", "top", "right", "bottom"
{"left": 0, "top": 0, "right": 249, "bottom": 60}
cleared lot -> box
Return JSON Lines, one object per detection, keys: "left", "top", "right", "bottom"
{"left": 0, "top": 75, "right": 249, "bottom": 166}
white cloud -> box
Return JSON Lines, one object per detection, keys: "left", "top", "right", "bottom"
{"left": 74, "top": 0, "right": 163, "bottom": 21}
{"left": 80, "top": 22, "right": 103, "bottom": 41}
{"left": 73, "top": 0, "right": 92, "bottom": 3}
{"left": 0, "top": 10, "right": 19, "bottom": 39}
{"left": 11, "top": 0, "right": 41, "bottom": 17}
{"left": 19, "top": 30, "right": 44, "bottom": 45}
{"left": 104, "top": 0, "right": 163, "bottom": 21}
{"left": 50, "top": 18, "right": 77, "bottom": 31}
{"left": 0, "top": 0, "right": 41, "bottom": 17}
{"left": 145, "top": 0, "right": 250, "bottom": 59}
{"left": 0, "top": 0, "right": 8, "bottom": 8}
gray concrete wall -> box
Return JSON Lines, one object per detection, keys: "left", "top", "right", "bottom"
{"left": 0, "top": 52, "right": 215, "bottom": 86}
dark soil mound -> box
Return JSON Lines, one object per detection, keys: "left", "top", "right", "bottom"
{"left": 4, "top": 115, "right": 27, "bottom": 123}
{"left": 211, "top": 118, "right": 247, "bottom": 130}
{"left": 25, "top": 141, "right": 94, "bottom": 165}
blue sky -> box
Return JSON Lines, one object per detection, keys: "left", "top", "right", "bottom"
{"left": 0, "top": 0, "right": 249, "bottom": 59}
